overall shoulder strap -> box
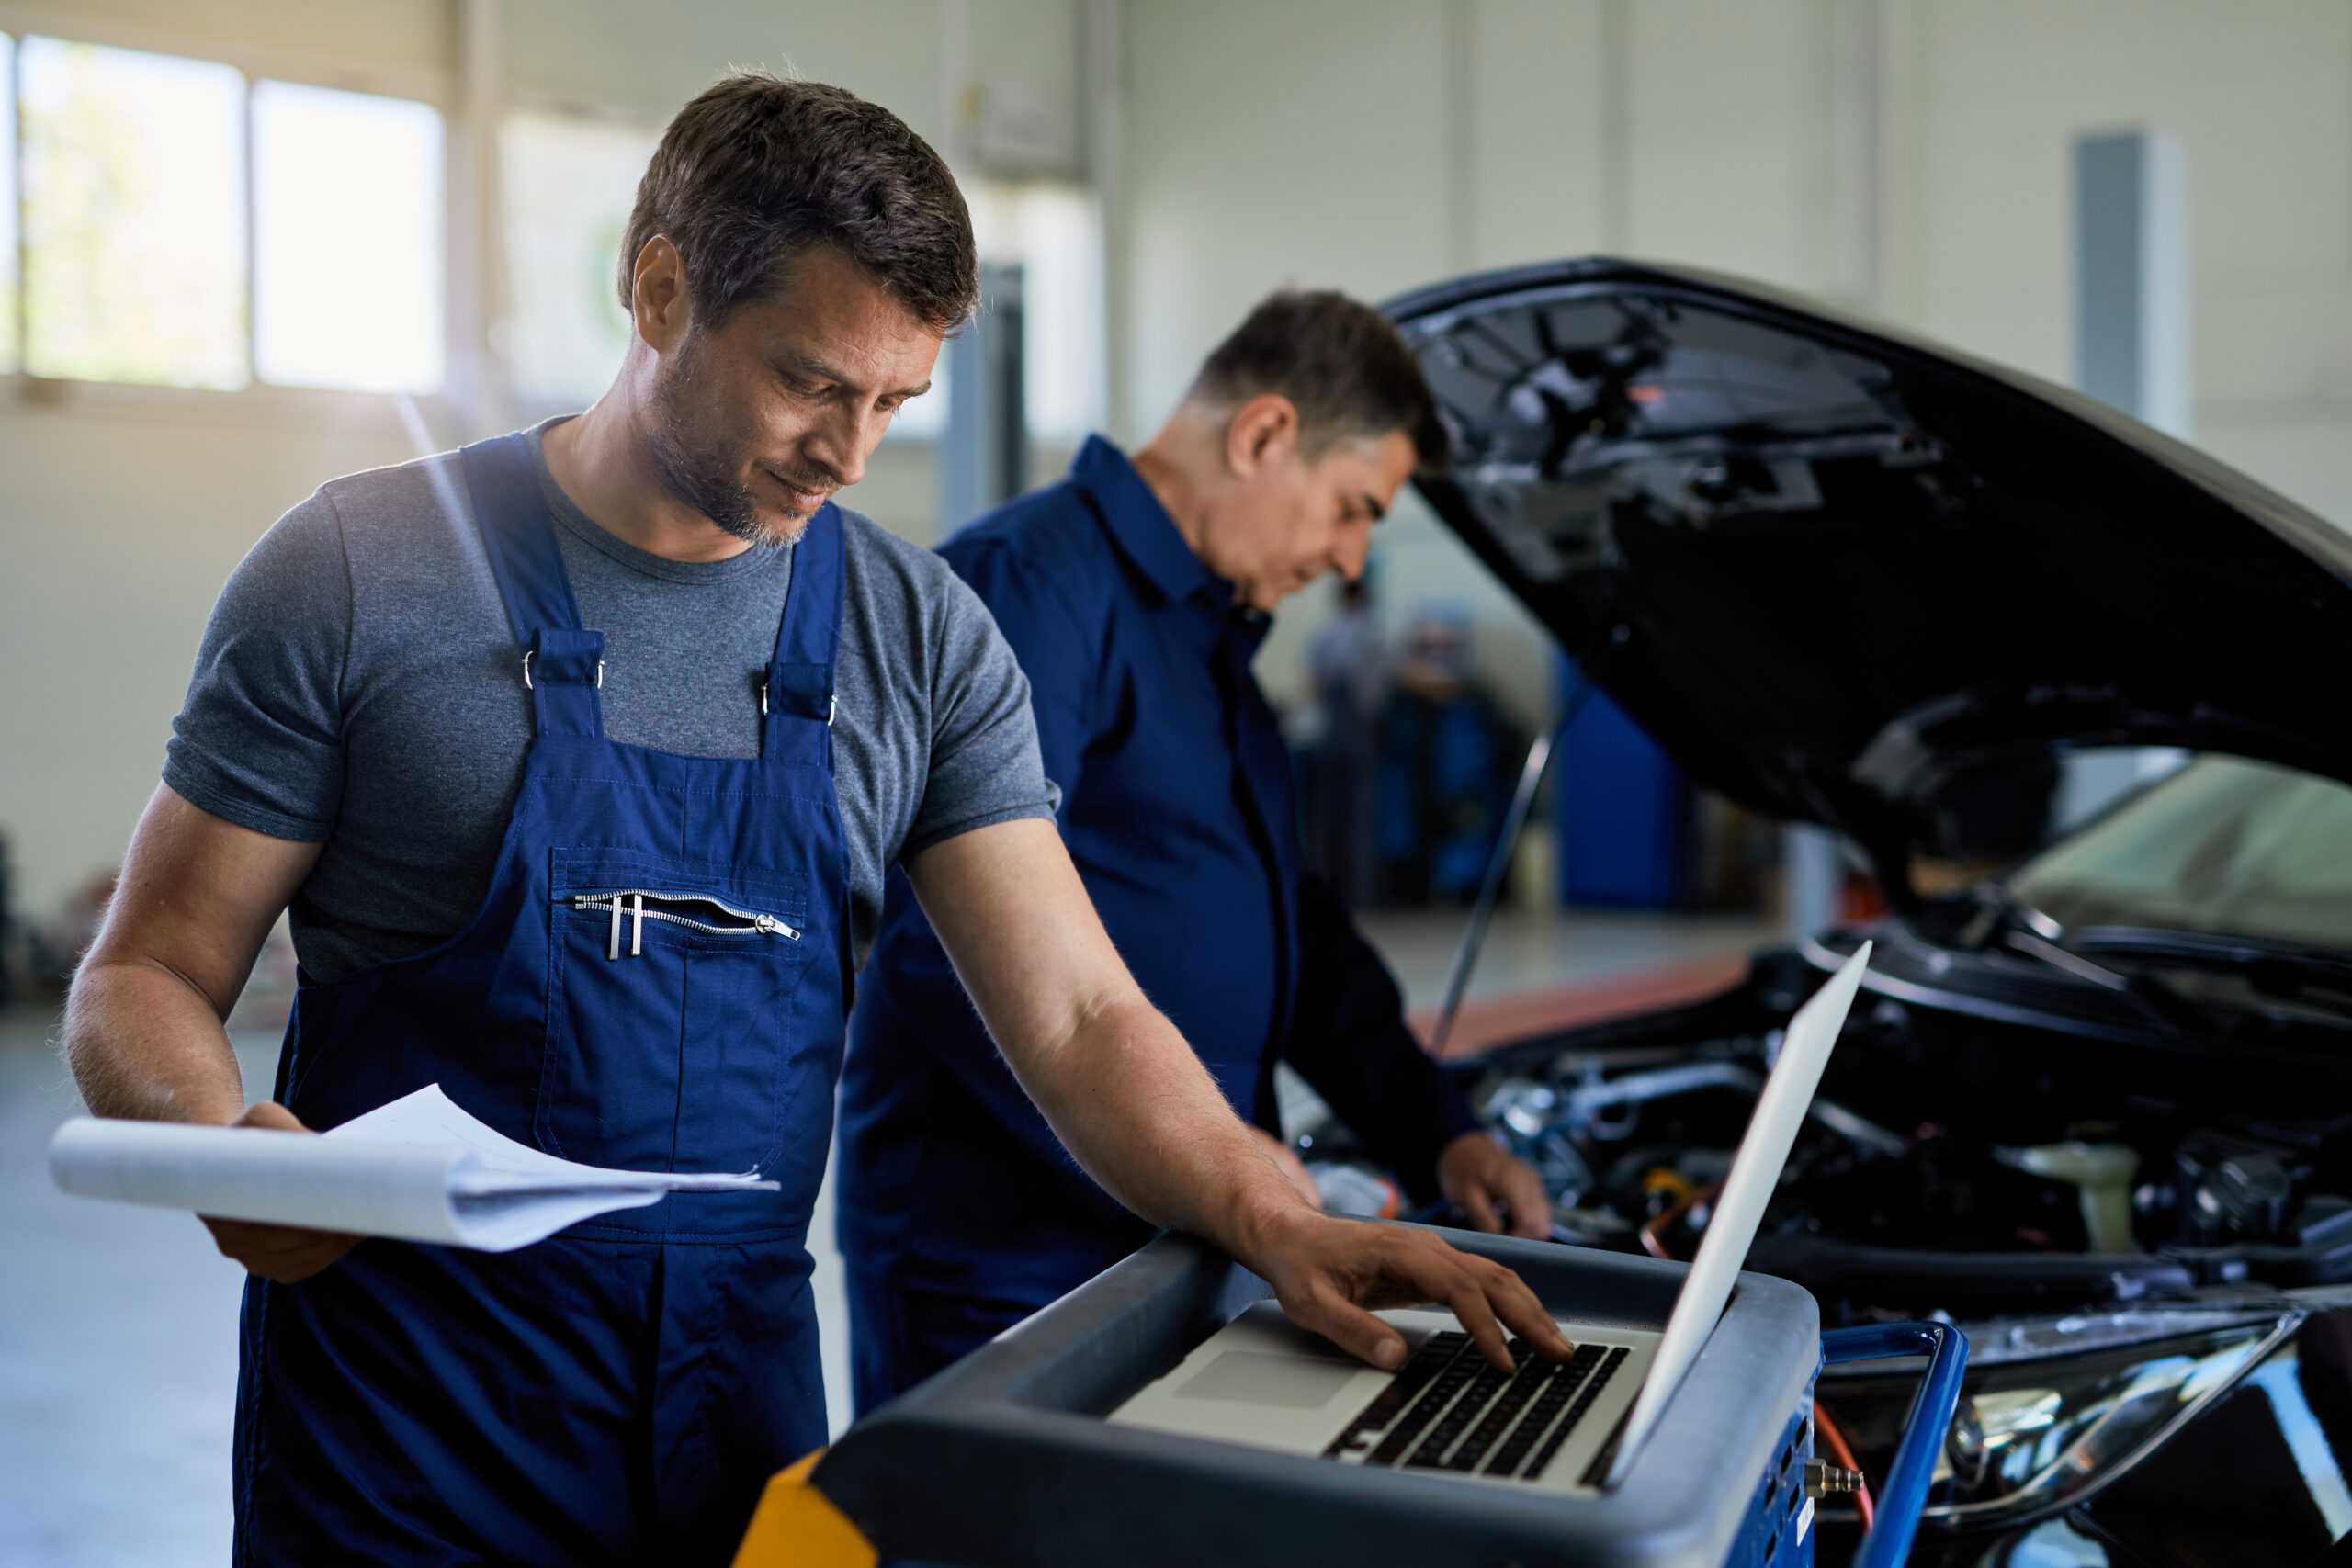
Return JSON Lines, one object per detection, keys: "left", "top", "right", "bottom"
{"left": 763, "top": 502, "right": 845, "bottom": 758}
{"left": 458, "top": 433, "right": 605, "bottom": 739}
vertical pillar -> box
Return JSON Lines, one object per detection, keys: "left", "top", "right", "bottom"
{"left": 1081, "top": 0, "right": 1129, "bottom": 442}
{"left": 446, "top": 0, "right": 508, "bottom": 441}
{"left": 938, "top": 263, "right": 1027, "bottom": 534}
{"left": 1824, "top": 0, "right": 1883, "bottom": 310}
{"left": 2075, "top": 130, "right": 2191, "bottom": 439}
{"left": 1599, "top": 0, "right": 1631, "bottom": 254}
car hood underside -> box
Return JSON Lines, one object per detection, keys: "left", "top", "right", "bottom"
{"left": 1385, "top": 259, "right": 2352, "bottom": 898}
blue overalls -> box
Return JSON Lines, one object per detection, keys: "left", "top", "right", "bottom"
{"left": 232, "top": 434, "right": 852, "bottom": 1566}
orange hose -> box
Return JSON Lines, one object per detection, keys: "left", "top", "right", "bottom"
{"left": 1638, "top": 1180, "right": 1724, "bottom": 1260}
{"left": 1812, "top": 1398, "right": 1876, "bottom": 1531}
{"left": 1637, "top": 1177, "right": 1877, "bottom": 1531}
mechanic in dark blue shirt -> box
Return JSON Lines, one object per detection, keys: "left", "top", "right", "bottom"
{"left": 838, "top": 292, "right": 1550, "bottom": 1410}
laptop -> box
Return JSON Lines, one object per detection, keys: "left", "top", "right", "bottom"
{"left": 1108, "top": 943, "right": 1874, "bottom": 1495}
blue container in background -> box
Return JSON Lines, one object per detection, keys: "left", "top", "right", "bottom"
{"left": 1555, "top": 655, "right": 1689, "bottom": 908}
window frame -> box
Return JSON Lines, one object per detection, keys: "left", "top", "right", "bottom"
{"left": 0, "top": 15, "right": 458, "bottom": 420}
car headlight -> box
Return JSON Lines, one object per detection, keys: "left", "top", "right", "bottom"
{"left": 1818, "top": 1306, "right": 2303, "bottom": 1531}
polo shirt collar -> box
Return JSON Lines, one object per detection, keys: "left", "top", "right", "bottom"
{"left": 1070, "top": 434, "right": 1224, "bottom": 607}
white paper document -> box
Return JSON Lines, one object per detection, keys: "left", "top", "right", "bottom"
{"left": 48, "top": 1085, "right": 778, "bottom": 1251}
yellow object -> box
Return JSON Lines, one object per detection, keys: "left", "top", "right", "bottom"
{"left": 1643, "top": 1168, "right": 1696, "bottom": 1201}
{"left": 731, "top": 1450, "right": 877, "bottom": 1568}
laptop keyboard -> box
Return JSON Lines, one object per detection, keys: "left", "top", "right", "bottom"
{"left": 1322, "top": 1332, "right": 1631, "bottom": 1483}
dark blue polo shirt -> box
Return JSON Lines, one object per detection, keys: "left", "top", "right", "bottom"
{"left": 836, "top": 436, "right": 1480, "bottom": 1306}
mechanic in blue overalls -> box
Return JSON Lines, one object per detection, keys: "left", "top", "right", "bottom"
{"left": 62, "top": 79, "right": 1565, "bottom": 1566}
{"left": 841, "top": 293, "right": 1554, "bottom": 1411}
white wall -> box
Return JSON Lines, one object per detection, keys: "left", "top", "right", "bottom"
{"left": 1895, "top": 0, "right": 2352, "bottom": 521}
{"left": 1109, "top": 0, "right": 2352, "bottom": 716}
{"left": 1, "top": 395, "right": 411, "bottom": 920}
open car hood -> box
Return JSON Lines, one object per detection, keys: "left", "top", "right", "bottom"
{"left": 1385, "top": 259, "right": 2352, "bottom": 898}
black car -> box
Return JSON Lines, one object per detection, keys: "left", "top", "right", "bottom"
{"left": 1341, "top": 260, "right": 2352, "bottom": 1566}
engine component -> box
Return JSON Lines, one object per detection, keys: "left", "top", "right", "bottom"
{"left": 2176, "top": 1130, "right": 2311, "bottom": 1245}
{"left": 1469, "top": 1028, "right": 2352, "bottom": 1303}
{"left": 1479, "top": 1077, "right": 1599, "bottom": 1205}
{"left": 1481, "top": 1051, "right": 1905, "bottom": 1170}
{"left": 1993, "top": 1142, "right": 2140, "bottom": 1254}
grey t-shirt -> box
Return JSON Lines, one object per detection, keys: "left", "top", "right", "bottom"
{"left": 164, "top": 423, "right": 1057, "bottom": 984}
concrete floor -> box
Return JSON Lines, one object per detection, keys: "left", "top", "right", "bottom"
{"left": 0, "top": 1018, "right": 270, "bottom": 1566}
{"left": 1355, "top": 906, "right": 1777, "bottom": 1008}
{"left": 0, "top": 905, "right": 1776, "bottom": 1563}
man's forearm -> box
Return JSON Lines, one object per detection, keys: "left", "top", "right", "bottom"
{"left": 62, "top": 786, "right": 319, "bottom": 1127}
{"left": 65, "top": 958, "right": 249, "bottom": 1124}
{"left": 1012, "top": 987, "right": 1315, "bottom": 1269}
{"left": 907, "top": 819, "right": 1317, "bottom": 1269}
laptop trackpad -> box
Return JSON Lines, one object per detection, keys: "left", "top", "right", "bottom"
{"left": 1173, "top": 1350, "right": 1361, "bottom": 1409}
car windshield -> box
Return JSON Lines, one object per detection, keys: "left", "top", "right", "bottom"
{"left": 2007, "top": 756, "right": 2352, "bottom": 951}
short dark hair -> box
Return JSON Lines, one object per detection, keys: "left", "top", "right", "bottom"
{"left": 1189, "top": 291, "right": 1449, "bottom": 468}
{"left": 620, "top": 73, "right": 978, "bottom": 333}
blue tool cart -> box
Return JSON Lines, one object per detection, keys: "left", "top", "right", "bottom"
{"left": 734, "top": 1227, "right": 1967, "bottom": 1568}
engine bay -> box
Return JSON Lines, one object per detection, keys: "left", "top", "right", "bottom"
{"left": 1298, "top": 947, "right": 2352, "bottom": 1321}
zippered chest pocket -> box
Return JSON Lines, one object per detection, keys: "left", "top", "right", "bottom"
{"left": 540, "top": 850, "right": 820, "bottom": 1175}
{"left": 560, "top": 887, "right": 803, "bottom": 959}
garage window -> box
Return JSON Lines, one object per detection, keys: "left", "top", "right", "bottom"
{"left": 6, "top": 32, "right": 445, "bottom": 395}
{"left": 254, "top": 81, "right": 445, "bottom": 394}
{"left": 17, "top": 37, "right": 247, "bottom": 389}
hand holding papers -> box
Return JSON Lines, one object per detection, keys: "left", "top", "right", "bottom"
{"left": 49, "top": 1084, "right": 778, "bottom": 1251}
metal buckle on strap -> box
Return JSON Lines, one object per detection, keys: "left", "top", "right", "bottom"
{"left": 521, "top": 652, "right": 603, "bottom": 690}
{"left": 757, "top": 682, "right": 837, "bottom": 726}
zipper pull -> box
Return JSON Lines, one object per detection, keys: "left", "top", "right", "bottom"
{"left": 631, "top": 893, "right": 644, "bottom": 958}
{"left": 608, "top": 895, "right": 623, "bottom": 961}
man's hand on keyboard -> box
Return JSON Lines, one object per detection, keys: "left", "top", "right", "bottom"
{"left": 1249, "top": 1212, "right": 1574, "bottom": 1375}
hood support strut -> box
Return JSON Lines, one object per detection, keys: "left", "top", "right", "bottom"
{"left": 1429, "top": 671, "right": 1602, "bottom": 1056}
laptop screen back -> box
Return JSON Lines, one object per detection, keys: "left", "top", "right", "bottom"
{"left": 1603, "top": 942, "right": 1873, "bottom": 1483}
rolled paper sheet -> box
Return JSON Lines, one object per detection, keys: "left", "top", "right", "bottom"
{"left": 50, "top": 1119, "right": 473, "bottom": 1244}
{"left": 48, "top": 1084, "right": 779, "bottom": 1251}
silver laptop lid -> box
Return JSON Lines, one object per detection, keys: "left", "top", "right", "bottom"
{"left": 1601, "top": 941, "right": 1871, "bottom": 1483}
